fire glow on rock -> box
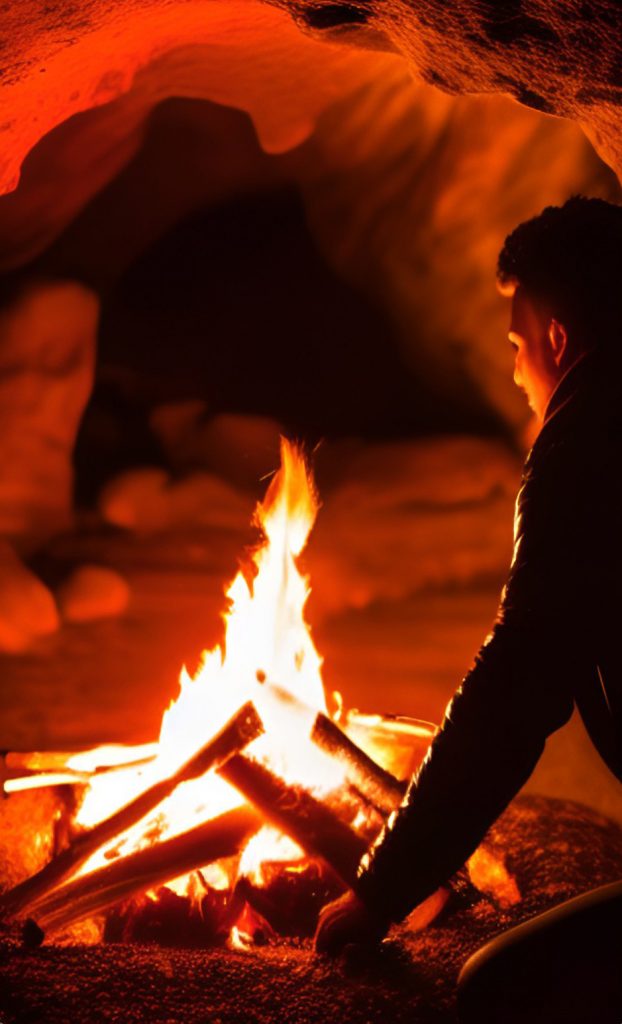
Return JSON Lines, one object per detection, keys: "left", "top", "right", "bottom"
{"left": 71, "top": 439, "right": 348, "bottom": 893}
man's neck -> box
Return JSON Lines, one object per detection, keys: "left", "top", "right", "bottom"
{"left": 543, "top": 349, "right": 592, "bottom": 423}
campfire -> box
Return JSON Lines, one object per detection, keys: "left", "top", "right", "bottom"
{"left": 1, "top": 440, "right": 439, "bottom": 947}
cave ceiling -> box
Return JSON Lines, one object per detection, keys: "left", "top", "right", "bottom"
{"left": 1, "top": 0, "right": 621, "bottom": 432}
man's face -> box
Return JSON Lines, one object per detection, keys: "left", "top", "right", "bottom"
{"left": 508, "top": 286, "right": 560, "bottom": 422}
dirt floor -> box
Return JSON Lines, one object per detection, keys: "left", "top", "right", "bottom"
{"left": 2, "top": 795, "right": 622, "bottom": 1024}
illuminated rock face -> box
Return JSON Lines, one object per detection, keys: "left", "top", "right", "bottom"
{"left": 0, "top": 0, "right": 620, "bottom": 556}
{"left": 0, "top": 1, "right": 397, "bottom": 200}
{"left": 1, "top": 0, "right": 621, "bottom": 202}
{"left": 0, "top": 281, "right": 98, "bottom": 542}
{"left": 0, "top": 2, "right": 619, "bottom": 431}
{"left": 286, "top": 0, "right": 622, "bottom": 174}
{"left": 296, "top": 72, "right": 620, "bottom": 432}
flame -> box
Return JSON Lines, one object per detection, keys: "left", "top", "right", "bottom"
{"left": 467, "top": 845, "right": 521, "bottom": 909}
{"left": 73, "top": 439, "right": 345, "bottom": 886}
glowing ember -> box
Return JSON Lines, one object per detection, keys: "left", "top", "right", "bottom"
{"left": 72, "top": 439, "right": 346, "bottom": 893}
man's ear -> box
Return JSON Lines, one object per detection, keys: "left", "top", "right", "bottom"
{"left": 548, "top": 319, "right": 568, "bottom": 367}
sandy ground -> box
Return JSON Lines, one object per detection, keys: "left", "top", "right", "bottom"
{"left": 1, "top": 795, "right": 622, "bottom": 1024}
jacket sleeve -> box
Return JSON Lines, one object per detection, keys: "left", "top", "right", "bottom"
{"left": 355, "top": 440, "right": 589, "bottom": 924}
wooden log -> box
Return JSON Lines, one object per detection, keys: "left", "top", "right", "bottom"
{"left": 311, "top": 713, "right": 407, "bottom": 815}
{"left": 3, "top": 744, "right": 159, "bottom": 773}
{"left": 3, "top": 758, "right": 159, "bottom": 795}
{"left": 0, "top": 701, "right": 263, "bottom": 921}
{"left": 3, "top": 770, "right": 93, "bottom": 793}
{"left": 29, "top": 806, "right": 262, "bottom": 942}
{"left": 219, "top": 754, "right": 368, "bottom": 889}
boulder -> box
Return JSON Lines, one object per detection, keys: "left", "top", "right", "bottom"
{"left": 56, "top": 566, "right": 131, "bottom": 623}
{"left": 309, "top": 437, "right": 520, "bottom": 617}
{"left": 150, "top": 405, "right": 283, "bottom": 489}
{"left": 0, "top": 541, "right": 59, "bottom": 653}
{"left": 0, "top": 281, "right": 97, "bottom": 545}
{"left": 98, "top": 467, "right": 250, "bottom": 533}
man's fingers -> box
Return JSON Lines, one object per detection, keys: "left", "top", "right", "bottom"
{"left": 314, "top": 893, "right": 376, "bottom": 956}
{"left": 315, "top": 918, "right": 354, "bottom": 956}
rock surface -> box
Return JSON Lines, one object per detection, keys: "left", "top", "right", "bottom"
{"left": 0, "top": 3, "right": 618, "bottom": 443}
{"left": 98, "top": 467, "right": 250, "bottom": 533}
{"left": 0, "top": 281, "right": 98, "bottom": 544}
{"left": 288, "top": 0, "right": 622, "bottom": 175}
{"left": 56, "top": 566, "right": 131, "bottom": 623}
{"left": 2, "top": 0, "right": 622, "bottom": 195}
{"left": 0, "top": 542, "right": 59, "bottom": 653}
{"left": 151, "top": 406, "right": 283, "bottom": 490}
{"left": 308, "top": 437, "right": 520, "bottom": 617}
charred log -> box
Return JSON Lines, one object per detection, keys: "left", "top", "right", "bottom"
{"left": 311, "top": 713, "right": 406, "bottom": 814}
{"left": 219, "top": 754, "right": 368, "bottom": 888}
{"left": 235, "top": 859, "right": 343, "bottom": 937}
{"left": 27, "top": 806, "right": 261, "bottom": 943}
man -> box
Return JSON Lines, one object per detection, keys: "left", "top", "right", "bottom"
{"left": 314, "top": 197, "right": 622, "bottom": 1021}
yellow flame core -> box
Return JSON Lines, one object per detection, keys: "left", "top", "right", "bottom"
{"left": 74, "top": 440, "right": 344, "bottom": 883}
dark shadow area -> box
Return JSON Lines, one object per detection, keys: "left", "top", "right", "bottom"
{"left": 73, "top": 186, "right": 503, "bottom": 500}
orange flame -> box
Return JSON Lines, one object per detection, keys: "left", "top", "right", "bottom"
{"left": 73, "top": 439, "right": 345, "bottom": 886}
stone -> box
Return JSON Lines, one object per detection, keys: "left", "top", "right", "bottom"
{"left": 0, "top": 1, "right": 394, "bottom": 249}
{"left": 296, "top": 69, "right": 619, "bottom": 433}
{"left": 98, "top": 467, "right": 250, "bottom": 533}
{"left": 149, "top": 400, "right": 208, "bottom": 468}
{"left": 291, "top": 0, "right": 622, "bottom": 175}
{"left": 0, "top": 281, "right": 98, "bottom": 545}
{"left": 56, "top": 566, "right": 131, "bottom": 623}
{"left": 308, "top": 437, "right": 520, "bottom": 618}
{"left": 0, "top": 4, "right": 618, "bottom": 441}
{"left": 150, "top": 408, "right": 284, "bottom": 490}
{"left": 189, "top": 414, "right": 283, "bottom": 490}
{"left": 0, "top": 541, "right": 59, "bottom": 653}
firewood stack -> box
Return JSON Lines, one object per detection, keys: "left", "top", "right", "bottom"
{"left": 0, "top": 701, "right": 424, "bottom": 947}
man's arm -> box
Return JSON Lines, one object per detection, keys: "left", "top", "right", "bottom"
{"left": 354, "top": 615, "right": 578, "bottom": 925}
{"left": 317, "top": 436, "right": 590, "bottom": 947}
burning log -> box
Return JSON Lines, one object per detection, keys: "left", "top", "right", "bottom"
{"left": 0, "top": 701, "right": 263, "bottom": 921}
{"left": 1, "top": 748, "right": 157, "bottom": 796}
{"left": 219, "top": 754, "right": 368, "bottom": 889}
{"left": 3, "top": 769, "right": 94, "bottom": 793}
{"left": 3, "top": 744, "right": 158, "bottom": 774}
{"left": 311, "top": 713, "right": 407, "bottom": 815}
{"left": 2, "top": 751, "right": 159, "bottom": 795}
{"left": 28, "top": 806, "right": 262, "bottom": 943}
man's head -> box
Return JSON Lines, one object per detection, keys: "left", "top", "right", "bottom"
{"left": 497, "top": 196, "right": 622, "bottom": 421}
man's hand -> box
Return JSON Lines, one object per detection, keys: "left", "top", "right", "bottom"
{"left": 314, "top": 890, "right": 388, "bottom": 956}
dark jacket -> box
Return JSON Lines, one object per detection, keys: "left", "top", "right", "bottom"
{"left": 356, "top": 345, "right": 622, "bottom": 924}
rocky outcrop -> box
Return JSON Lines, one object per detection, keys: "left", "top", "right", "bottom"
{"left": 2, "top": 0, "right": 621, "bottom": 213}
{"left": 0, "top": 280, "right": 98, "bottom": 543}
{"left": 285, "top": 0, "right": 622, "bottom": 175}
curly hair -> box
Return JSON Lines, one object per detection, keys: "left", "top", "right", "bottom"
{"left": 498, "top": 196, "right": 622, "bottom": 345}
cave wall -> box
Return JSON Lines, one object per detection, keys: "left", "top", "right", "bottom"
{"left": 290, "top": 68, "right": 621, "bottom": 432}
{"left": 17, "top": 76, "right": 617, "bottom": 440}
{"left": 282, "top": 0, "right": 622, "bottom": 177}
{"left": 2, "top": 0, "right": 622, "bottom": 208}
{"left": 0, "top": 0, "right": 620, "bottom": 542}
{"left": 0, "top": 0, "right": 397, "bottom": 249}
